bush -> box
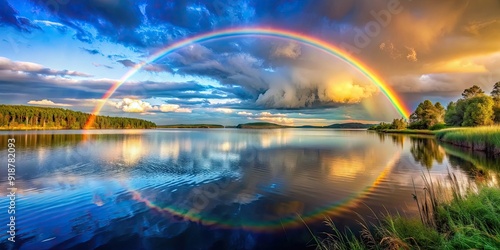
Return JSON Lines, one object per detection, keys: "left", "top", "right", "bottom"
{"left": 408, "top": 121, "right": 428, "bottom": 130}
{"left": 430, "top": 123, "right": 447, "bottom": 130}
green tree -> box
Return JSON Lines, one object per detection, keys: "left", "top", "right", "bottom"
{"left": 391, "top": 118, "right": 407, "bottom": 130}
{"left": 492, "top": 82, "right": 500, "bottom": 124}
{"left": 444, "top": 101, "right": 462, "bottom": 126}
{"left": 462, "top": 85, "right": 485, "bottom": 99}
{"left": 409, "top": 100, "right": 444, "bottom": 129}
{"left": 462, "top": 95, "right": 494, "bottom": 126}
{"left": 491, "top": 82, "right": 500, "bottom": 102}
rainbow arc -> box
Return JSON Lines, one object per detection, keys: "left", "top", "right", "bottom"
{"left": 84, "top": 27, "right": 411, "bottom": 129}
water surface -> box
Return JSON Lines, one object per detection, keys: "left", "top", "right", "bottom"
{"left": 0, "top": 129, "right": 498, "bottom": 249}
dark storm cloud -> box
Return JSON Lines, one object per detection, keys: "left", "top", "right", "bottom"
{"left": 3, "top": 0, "right": 500, "bottom": 114}
{"left": 144, "top": 0, "right": 213, "bottom": 30}
{"left": 0, "top": 58, "right": 243, "bottom": 103}
{"left": 0, "top": 70, "right": 232, "bottom": 101}
{"left": 0, "top": 0, "right": 40, "bottom": 32}
{"left": 27, "top": 0, "right": 143, "bottom": 45}
{"left": 30, "top": 0, "right": 143, "bottom": 28}
{"left": 165, "top": 44, "right": 270, "bottom": 98}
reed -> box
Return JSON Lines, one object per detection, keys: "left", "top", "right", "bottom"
{"left": 435, "top": 126, "right": 500, "bottom": 154}
{"left": 312, "top": 172, "right": 500, "bottom": 249}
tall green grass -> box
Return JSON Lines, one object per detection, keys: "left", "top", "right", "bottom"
{"left": 312, "top": 173, "right": 500, "bottom": 250}
{"left": 435, "top": 126, "right": 500, "bottom": 154}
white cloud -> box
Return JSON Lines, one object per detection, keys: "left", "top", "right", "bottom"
{"left": 215, "top": 108, "right": 233, "bottom": 114}
{"left": 174, "top": 108, "right": 192, "bottom": 113}
{"left": 159, "top": 104, "right": 180, "bottom": 112}
{"left": 114, "top": 98, "right": 155, "bottom": 113}
{"left": 259, "top": 112, "right": 286, "bottom": 117}
{"left": 255, "top": 116, "right": 294, "bottom": 125}
{"left": 27, "top": 99, "right": 72, "bottom": 107}
{"left": 113, "top": 98, "right": 192, "bottom": 113}
{"left": 0, "top": 57, "right": 91, "bottom": 77}
{"left": 237, "top": 111, "right": 254, "bottom": 116}
{"left": 254, "top": 112, "right": 294, "bottom": 125}
{"left": 160, "top": 104, "right": 192, "bottom": 113}
{"left": 34, "top": 20, "right": 65, "bottom": 27}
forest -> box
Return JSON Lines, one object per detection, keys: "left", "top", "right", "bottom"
{"left": 370, "top": 82, "right": 500, "bottom": 130}
{"left": 0, "top": 105, "right": 156, "bottom": 129}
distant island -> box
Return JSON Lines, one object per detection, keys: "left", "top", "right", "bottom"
{"left": 158, "top": 122, "right": 376, "bottom": 129}
{"left": 158, "top": 124, "right": 224, "bottom": 128}
{"left": 236, "top": 122, "right": 290, "bottom": 129}
{"left": 303, "top": 122, "right": 376, "bottom": 129}
{"left": 236, "top": 122, "right": 376, "bottom": 129}
{"left": 0, "top": 105, "right": 156, "bottom": 130}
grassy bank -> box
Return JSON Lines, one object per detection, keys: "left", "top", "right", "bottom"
{"left": 376, "top": 129, "right": 436, "bottom": 135}
{"left": 314, "top": 175, "right": 500, "bottom": 249}
{"left": 435, "top": 127, "right": 500, "bottom": 154}
{"left": 374, "top": 126, "right": 500, "bottom": 154}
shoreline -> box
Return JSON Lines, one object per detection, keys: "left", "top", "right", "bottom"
{"left": 0, "top": 127, "right": 157, "bottom": 131}
{"left": 375, "top": 127, "right": 500, "bottom": 155}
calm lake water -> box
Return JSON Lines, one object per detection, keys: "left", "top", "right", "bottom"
{"left": 0, "top": 129, "right": 499, "bottom": 249}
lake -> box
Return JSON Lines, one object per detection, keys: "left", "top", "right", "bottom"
{"left": 0, "top": 129, "right": 499, "bottom": 249}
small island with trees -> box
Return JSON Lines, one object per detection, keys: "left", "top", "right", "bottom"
{"left": 369, "top": 82, "right": 500, "bottom": 154}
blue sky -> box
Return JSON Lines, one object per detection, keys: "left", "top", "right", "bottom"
{"left": 1, "top": 0, "right": 500, "bottom": 126}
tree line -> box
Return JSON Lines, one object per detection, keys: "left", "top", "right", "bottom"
{"left": 0, "top": 105, "right": 156, "bottom": 129}
{"left": 370, "top": 82, "right": 500, "bottom": 130}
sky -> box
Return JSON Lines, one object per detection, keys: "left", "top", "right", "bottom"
{"left": 1, "top": 0, "right": 499, "bottom": 126}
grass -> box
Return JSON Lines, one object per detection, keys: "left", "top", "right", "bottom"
{"left": 435, "top": 126, "right": 500, "bottom": 154}
{"left": 313, "top": 173, "right": 500, "bottom": 250}
{"left": 376, "top": 126, "right": 500, "bottom": 154}
{"left": 377, "top": 129, "right": 436, "bottom": 135}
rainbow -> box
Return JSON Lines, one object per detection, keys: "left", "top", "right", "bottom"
{"left": 125, "top": 150, "right": 402, "bottom": 232}
{"left": 84, "top": 27, "right": 411, "bottom": 129}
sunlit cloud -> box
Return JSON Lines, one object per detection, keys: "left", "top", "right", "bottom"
{"left": 254, "top": 116, "right": 294, "bottom": 125}
{"left": 237, "top": 111, "right": 254, "bottom": 116}
{"left": 215, "top": 108, "right": 233, "bottom": 114}
{"left": 111, "top": 98, "right": 191, "bottom": 113}
{"left": 272, "top": 42, "right": 302, "bottom": 59}
{"left": 252, "top": 112, "right": 294, "bottom": 125}
{"left": 405, "top": 47, "right": 418, "bottom": 62}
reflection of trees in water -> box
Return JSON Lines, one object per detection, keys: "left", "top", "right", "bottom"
{"left": 441, "top": 143, "right": 500, "bottom": 172}
{"left": 373, "top": 133, "right": 404, "bottom": 148}
{"left": 442, "top": 143, "right": 500, "bottom": 181}
{"left": 410, "top": 137, "right": 445, "bottom": 169}
{"left": 0, "top": 133, "right": 130, "bottom": 149}
{"left": 376, "top": 132, "right": 385, "bottom": 143}
{"left": 447, "top": 154, "right": 482, "bottom": 177}
{"left": 390, "top": 135, "right": 404, "bottom": 148}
